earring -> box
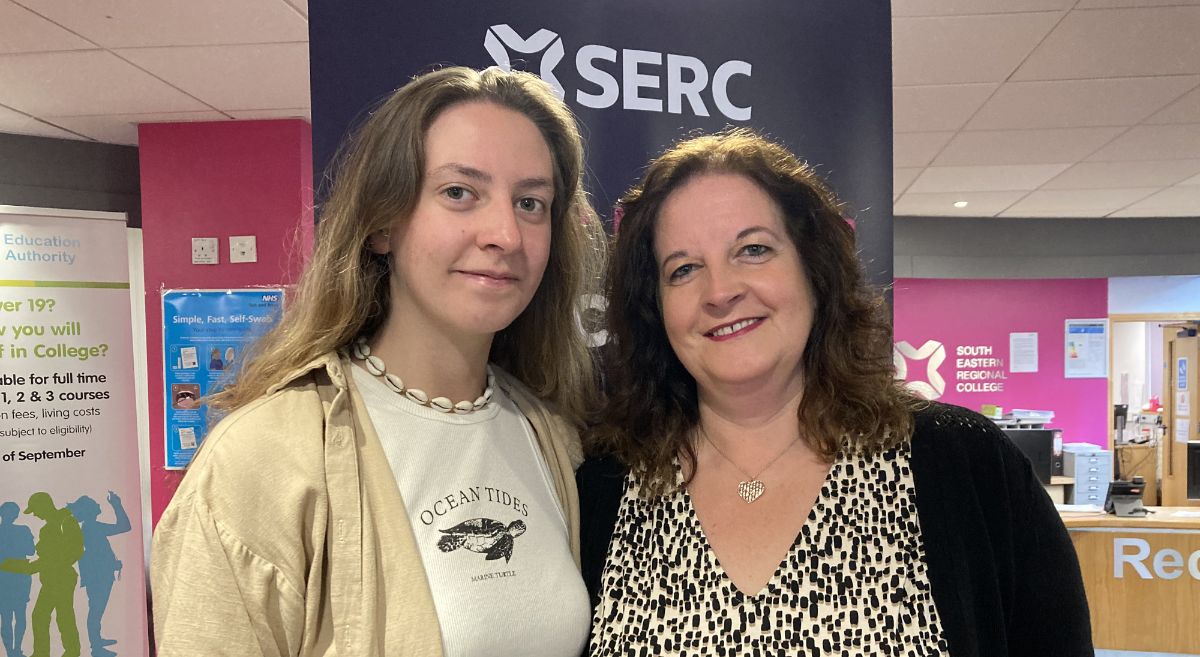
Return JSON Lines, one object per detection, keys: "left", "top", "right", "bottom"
{"left": 368, "top": 229, "right": 392, "bottom": 255}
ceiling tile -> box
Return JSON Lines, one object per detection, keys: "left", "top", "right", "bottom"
{"left": 1000, "top": 188, "right": 1158, "bottom": 216}
{"left": 49, "top": 111, "right": 228, "bottom": 145}
{"left": 893, "top": 12, "right": 1062, "bottom": 86}
{"left": 909, "top": 163, "right": 1071, "bottom": 192}
{"left": 283, "top": 0, "right": 307, "bottom": 18}
{"left": 894, "top": 83, "right": 997, "bottom": 132}
{"left": 1110, "top": 185, "right": 1200, "bottom": 216}
{"left": 894, "top": 191, "right": 1027, "bottom": 216}
{"left": 1076, "top": 0, "right": 1200, "bottom": 8}
{"left": 894, "top": 167, "right": 922, "bottom": 199}
{"left": 226, "top": 108, "right": 311, "bottom": 120}
{"left": 0, "top": 50, "right": 209, "bottom": 116}
{"left": 0, "top": 0, "right": 94, "bottom": 53}
{"left": 894, "top": 132, "right": 954, "bottom": 167}
{"left": 15, "top": 0, "right": 308, "bottom": 48}
{"left": 0, "top": 104, "right": 86, "bottom": 140}
{"left": 934, "top": 127, "right": 1124, "bottom": 166}
{"left": 998, "top": 209, "right": 1122, "bottom": 218}
{"left": 1013, "top": 7, "right": 1200, "bottom": 80}
{"left": 116, "top": 43, "right": 310, "bottom": 111}
{"left": 965, "top": 76, "right": 1200, "bottom": 129}
{"left": 1182, "top": 171, "right": 1200, "bottom": 186}
{"left": 891, "top": 0, "right": 1074, "bottom": 17}
{"left": 1108, "top": 210, "right": 1199, "bottom": 217}
{"left": 1044, "top": 159, "right": 1200, "bottom": 189}
{"left": 1086, "top": 124, "right": 1200, "bottom": 161}
{"left": 1146, "top": 86, "right": 1200, "bottom": 124}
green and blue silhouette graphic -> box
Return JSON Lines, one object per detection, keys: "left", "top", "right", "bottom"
{"left": 0, "top": 491, "right": 129, "bottom": 657}
{"left": 64, "top": 494, "right": 128, "bottom": 657}
{"left": 0, "top": 493, "right": 84, "bottom": 657}
{"left": 0, "top": 502, "right": 35, "bottom": 657}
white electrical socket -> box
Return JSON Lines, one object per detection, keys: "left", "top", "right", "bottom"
{"left": 191, "top": 237, "right": 219, "bottom": 265}
{"left": 229, "top": 235, "right": 258, "bottom": 263}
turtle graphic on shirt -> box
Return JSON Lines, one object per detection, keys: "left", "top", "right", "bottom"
{"left": 437, "top": 518, "right": 527, "bottom": 563}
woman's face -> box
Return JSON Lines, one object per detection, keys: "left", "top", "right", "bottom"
{"left": 374, "top": 101, "right": 555, "bottom": 341}
{"left": 654, "top": 173, "right": 815, "bottom": 399}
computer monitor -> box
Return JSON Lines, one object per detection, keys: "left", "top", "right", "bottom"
{"left": 1189, "top": 443, "right": 1200, "bottom": 501}
{"left": 1002, "top": 429, "right": 1054, "bottom": 485}
{"left": 1050, "top": 428, "right": 1064, "bottom": 476}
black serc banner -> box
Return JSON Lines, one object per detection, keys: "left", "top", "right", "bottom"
{"left": 309, "top": 1, "right": 893, "bottom": 285}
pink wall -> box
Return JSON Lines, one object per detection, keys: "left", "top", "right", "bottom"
{"left": 894, "top": 278, "right": 1109, "bottom": 447}
{"left": 139, "top": 119, "right": 313, "bottom": 526}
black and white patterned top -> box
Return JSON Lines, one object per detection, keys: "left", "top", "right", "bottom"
{"left": 589, "top": 442, "right": 950, "bottom": 656}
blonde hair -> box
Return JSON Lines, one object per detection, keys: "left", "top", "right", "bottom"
{"left": 209, "top": 67, "right": 606, "bottom": 424}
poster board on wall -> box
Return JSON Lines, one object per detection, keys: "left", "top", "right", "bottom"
{"left": 0, "top": 205, "right": 149, "bottom": 657}
{"left": 161, "top": 289, "right": 284, "bottom": 469}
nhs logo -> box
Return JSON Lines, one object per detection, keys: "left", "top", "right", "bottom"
{"left": 484, "top": 24, "right": 753, "bottom": 121}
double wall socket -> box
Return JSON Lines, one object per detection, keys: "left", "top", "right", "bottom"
{"left": 191, "top": 237, "right": 218, "bottom": 265}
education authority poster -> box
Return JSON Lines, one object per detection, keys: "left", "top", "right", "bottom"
{"left": 161, "top": 289, "right": 283, "bottom": 469}
{"left": 0, "top": 206, "right": 148, "bottom": 657}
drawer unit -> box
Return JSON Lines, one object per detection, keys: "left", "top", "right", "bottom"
{"left": 1063, "top": 444, "right": 1112, "bottom": 506}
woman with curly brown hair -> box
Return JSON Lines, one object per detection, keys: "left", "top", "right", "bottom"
{"left": 578, "top": 129, "right": 1091, "bottom": 656}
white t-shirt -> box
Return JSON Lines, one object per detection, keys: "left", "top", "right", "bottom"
{"left": 352, "top": 365, "right": 590, "bottom": 657}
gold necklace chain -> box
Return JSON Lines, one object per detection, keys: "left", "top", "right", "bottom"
{"left": 699, "top": 427, "right": 801, "bottom": 504}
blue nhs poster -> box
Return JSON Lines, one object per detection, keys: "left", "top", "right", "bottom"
{"left": 161, "top": 289, "right": 283, "bottom": 468}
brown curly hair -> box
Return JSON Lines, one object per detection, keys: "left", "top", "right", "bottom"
{"left": 590, "top": 128, "right": 919, "bottom": 496}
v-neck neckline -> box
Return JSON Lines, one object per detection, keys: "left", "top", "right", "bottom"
{"left": 677, "top": 453, "right": 843, "bottom": 600}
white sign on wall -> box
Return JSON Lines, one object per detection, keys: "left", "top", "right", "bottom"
{"left": 1065, "top": 319, "right": 1108, "bottom": 379}
{"left": 1010, "top": 332, "right": 1038, "bottom": 373}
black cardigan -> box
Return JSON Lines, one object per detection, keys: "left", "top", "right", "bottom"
{"left": 577, "top": 403, "right": 1093, "bottom": 657}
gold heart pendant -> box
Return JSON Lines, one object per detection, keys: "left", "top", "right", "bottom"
{"left": 738, "top": 480, "right": 765, "bottom": 503}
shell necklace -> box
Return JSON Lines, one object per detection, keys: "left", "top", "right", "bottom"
{"left": 700, "top": 427, "right": 801, "bottom": 503}
{"left": 350, "top": 338, "right": 494, "bottom": 414}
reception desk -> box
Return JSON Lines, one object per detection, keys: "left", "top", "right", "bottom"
{"left": 1062, "top": 508, "right": 1200, "bottom": 654}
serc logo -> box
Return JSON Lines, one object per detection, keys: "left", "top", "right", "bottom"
{"left": 484, "top": 24, "right": 752, "bottom": 121}
{"left": 484, "top": 25, "right": 566, "bottom": 99}
{"left": 893, "top": 340, "right": 946, "bottom": 400}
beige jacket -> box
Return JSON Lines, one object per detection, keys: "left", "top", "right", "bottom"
{"left": 151, "top": 352, "right": 583, "bottom": 657}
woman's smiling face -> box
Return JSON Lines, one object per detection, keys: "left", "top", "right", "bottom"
{"left": 654, "top": 172, "right": 815, "bottom": 398}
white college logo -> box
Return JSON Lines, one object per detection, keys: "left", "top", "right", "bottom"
{"left": 483, "top": 24, "right": 753, "bottom": 120}
{"left": 575, "top": 293, "right": 608, "bottom": 348}
{"left": 893, "top": 340, "right": 946, "bottom": 400}
{"left": 484, "top": 25, "right": 566, "bottom": 99}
